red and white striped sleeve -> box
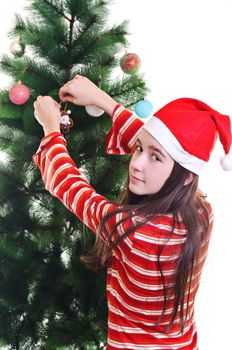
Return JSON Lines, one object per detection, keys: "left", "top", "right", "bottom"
{"left": 32, "top": 105, "right": 142, "bottom": 241}
{"left": 106, "top": 104, "right": 144, "bottom": 155}
{"left": 32, "top": 132, "right": 119, "bottom": 242}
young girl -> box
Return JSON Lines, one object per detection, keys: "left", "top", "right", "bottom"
{"left": 33, "top": 75, "right": 232, "bottom": 350}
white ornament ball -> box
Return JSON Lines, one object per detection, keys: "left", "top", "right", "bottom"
{"left": 85, "top": 105, "right": 104, "bottom": 117}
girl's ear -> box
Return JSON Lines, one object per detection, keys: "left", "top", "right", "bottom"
{"left": 184, "top": 172, "right": 194, "bottom": 186}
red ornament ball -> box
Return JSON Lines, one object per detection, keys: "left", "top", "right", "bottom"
{"left": 9, "top": 81, "right": 30, "bottom": 105}
{"left": 120, "top": 52, "right": 141, "bottom": 74}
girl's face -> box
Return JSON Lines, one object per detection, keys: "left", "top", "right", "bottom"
{"left": 129, "top": 129, "right": 174, "bottom": 195}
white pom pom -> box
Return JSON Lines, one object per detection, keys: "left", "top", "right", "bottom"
{"left": 220, "top": 152, "right": 232, "bottom": 171}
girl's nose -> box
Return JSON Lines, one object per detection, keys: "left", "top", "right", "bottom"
{"left": 131, "top": 154, "right": 145, "bottom": 172}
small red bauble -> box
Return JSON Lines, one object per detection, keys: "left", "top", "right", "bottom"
{"left": 9, "top": 81, "right": 30, "bottom": 105}
{"left": 120, "top": 52, "right": 141, "bottom": 74}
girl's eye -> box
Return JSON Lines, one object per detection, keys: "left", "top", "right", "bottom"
{"left": 151, "top": 154, "right": 161, "bottom": 162}
{"left": 135, "top": 145, "right": 142, "bottom": 152}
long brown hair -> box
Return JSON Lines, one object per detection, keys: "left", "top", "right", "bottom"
{"left": 81, "top": 162, "right": 210, "bottom": 333}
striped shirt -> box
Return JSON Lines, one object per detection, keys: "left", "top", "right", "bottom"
{"left": 33, "top": 104, "right": 213, "bottom": 349}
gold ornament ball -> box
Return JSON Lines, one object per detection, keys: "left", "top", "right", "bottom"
{"left": 10, "top": 40, "right": 25, "bottom": 57}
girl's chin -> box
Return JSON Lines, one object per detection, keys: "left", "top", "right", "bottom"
{"left": 129, "top": 183, "right": 145, "bottom": 195}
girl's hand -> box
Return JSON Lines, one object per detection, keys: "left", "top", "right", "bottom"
{"left": 59, "top": 75, "right": 118, "bottom": 117}
{"left": 59, "top": 75, "right": 102, "bottom": 106}
{"left": 34, "top": 96, "right": 61, "bottom": 135}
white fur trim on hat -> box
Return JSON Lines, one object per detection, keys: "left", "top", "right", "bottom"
{"left": 143, "top": 116, "right": 206, "bottom": 175}
{"left": 220, "top": 152, "right": 232, "bottom": 171}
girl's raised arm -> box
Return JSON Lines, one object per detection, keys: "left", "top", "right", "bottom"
{"left": 33, "top": 95, "right": 133, "bottom": 244}
{"left": 58, "top": 75, "right": 145, "bottom": 155}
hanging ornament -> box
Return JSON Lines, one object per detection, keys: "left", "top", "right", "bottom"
{"left": 84, "top": 75, "right": 105, "bottom": 117}
{"left": 60, "top": 110, "right": 74, "bottom": 134}
{"left": 8, "top": 81, "right": 30, "bottom": 105}
{"left": 9, "top": 40, "right": 25, "bottom": 58}
{"left": 120, "top": 52, "right": 141, "bottom": 74}
{"left": 85, "top": 105, "right": 104, "bottom": 117}
{"left": 135, "top": 100, "right": 154, "bottom": 119}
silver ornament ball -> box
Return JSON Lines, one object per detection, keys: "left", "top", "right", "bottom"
{"left": 10, "top": 40, "right": 25, "bottom": 57}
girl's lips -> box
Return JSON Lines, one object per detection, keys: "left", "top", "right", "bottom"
{"left": 130, "top": 175, "right": 144, "bottom": 183}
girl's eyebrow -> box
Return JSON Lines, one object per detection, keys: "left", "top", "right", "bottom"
{"left": 137, "top": 138, "right": 166, "bottom": 159}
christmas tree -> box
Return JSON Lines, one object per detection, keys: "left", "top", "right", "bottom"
{"left": 0, "top": 0, "right": 148, "bottom": 348}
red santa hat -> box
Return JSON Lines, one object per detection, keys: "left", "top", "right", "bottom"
{"left": 143, "top": 98, "right": 232, "bottom": 175}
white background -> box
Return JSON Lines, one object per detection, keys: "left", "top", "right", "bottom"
{"left": 0, "top": 1, "right": 231, "bottom": 349}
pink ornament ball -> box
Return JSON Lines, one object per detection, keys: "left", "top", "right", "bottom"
{"left": 9, "top": 81, "right": 30, "bottom": 105}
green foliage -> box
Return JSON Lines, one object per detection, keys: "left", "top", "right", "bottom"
{"left": 0, "top": 0, "right": 148, "bottom": 348}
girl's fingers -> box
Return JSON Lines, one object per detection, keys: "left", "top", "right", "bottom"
{"left": 35, "top": 95, "right": 60, "bottom": 107}
{"left": 59, "top": 90, "right": 73, "bottom": 103}
{"left": 53, "top": 99, "right": 61, "bottom": 108}
{"left": 36, "top": 95, "right": 43, "bottom": 102}
{"left": 62, "top": 95, "right": 75, "bottom": 104}
{"left": 59, "top": 87, "right": 66, "bottom": 101}
{"left": 59, "top": 80, "right": 76, "bottom": 101}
